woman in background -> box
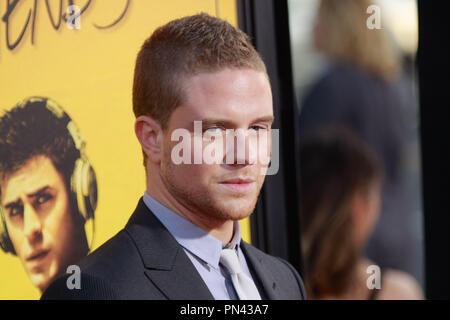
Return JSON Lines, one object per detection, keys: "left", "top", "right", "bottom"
{"left": 298, "top": 0, "right": 423, "bottom": 287}
{"left": 299, "top": 128, "right": 423, "bottom": 299}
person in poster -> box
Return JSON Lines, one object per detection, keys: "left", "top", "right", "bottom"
{"left": 0, "top": 97, "right": 97, "bottom": 293}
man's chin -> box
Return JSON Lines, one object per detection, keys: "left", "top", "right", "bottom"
{"left": 29, "top": 272, "right": 51, "bottom": 293}
{"left": 28, "top": 262, "right": 59, "bottom": 293}
{"left": 214, "top": 198, "right": 257, "bottom": 221}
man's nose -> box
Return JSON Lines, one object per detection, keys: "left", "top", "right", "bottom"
{"left": 23, "top": 205, "right": 43, "bottom": 243}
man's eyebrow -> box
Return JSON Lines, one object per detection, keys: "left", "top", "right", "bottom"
{"left": 200, "top": 118, "right": 233, "bottom": 127}
{"left": 200, "top": 116, "right": 274, "bottom": 126}
{"left": 3, "top": 186, "right": 50, "bottom": 209}
{"left": 2, "top": 186, "right": 51, "bottom": 209}
{"left": 251, "top": 115, "right": 274, "bottom": 123}
{"left": 27, "top": 186, "right": 51, "bottom": 198}
{"left": 4, "top": 199, "right": 21, "bottom": 210}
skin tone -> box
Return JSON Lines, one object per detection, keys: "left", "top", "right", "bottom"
{"left": 321, "top": 257, "right": 424, "bottom": 300}
{"left": 135, "top": 68, "right": 273, "bottom": 244}
{"left": 1, "top": 155, "right": 88, "bottom": 293}
{"left": 351, "top": 182, "right": 381, "bottom": 251}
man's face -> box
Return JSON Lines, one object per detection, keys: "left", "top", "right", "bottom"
{"left": 1, "top": 155, "right": 86, "bottom": 292}
{"left": 160, "top": 68, "right": 273, "bottom": 223}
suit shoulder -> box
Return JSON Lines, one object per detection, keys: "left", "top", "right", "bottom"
{"left": 241, "top": 241, "right": 292, "bottom": 270}
{"left": 242, "top": 242, "right": 307, "bottom": 299}
{"left": 41, "top": 272, "right": 118, "bottom": 300}
{"left": 78, "top": 229, "right": 143, "bottom": 276}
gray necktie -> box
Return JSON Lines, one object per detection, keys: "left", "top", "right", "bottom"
{"left": 220, "top": 248, "right": 262, "bottom": 300}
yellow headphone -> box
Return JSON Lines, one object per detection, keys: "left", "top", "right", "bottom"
{"left": 0, "top": 97, "right": 97, "bottom": 254}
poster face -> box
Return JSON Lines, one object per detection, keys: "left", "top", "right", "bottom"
{"left": 0, "top": 0, "right": 244, "bottom": 299}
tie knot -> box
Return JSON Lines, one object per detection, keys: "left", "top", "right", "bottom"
{"left": 220, "top": 248, "right": 242, "bottom": 275}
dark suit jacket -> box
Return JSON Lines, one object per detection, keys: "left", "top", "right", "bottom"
{"left": 41, "top": 198, "right": 306, "bottom": 300}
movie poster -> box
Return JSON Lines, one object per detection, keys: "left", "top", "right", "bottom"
{"left": 0, "top": 0, "right": 245, "bottom": 300}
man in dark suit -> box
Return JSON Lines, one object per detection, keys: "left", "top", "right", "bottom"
{"left": 41, "top": 13, "right": 306, "bottom": 300}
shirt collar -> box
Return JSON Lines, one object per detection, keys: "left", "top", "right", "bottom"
{"left": 143, "top": 191, "right": 242, "bottom": 269}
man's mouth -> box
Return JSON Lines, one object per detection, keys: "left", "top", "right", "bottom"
{"left": 26, "top": 249, "right": 50, "bottom": 262}
{"left": 219, "top": 178, "right": 255, "bottom": 193}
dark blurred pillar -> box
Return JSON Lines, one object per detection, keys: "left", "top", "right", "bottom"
{"left": 237, "top": 0, "right": 304, "bottom": 276}
{"left": 418, "top": 0, "right": 450, "bottom": 300}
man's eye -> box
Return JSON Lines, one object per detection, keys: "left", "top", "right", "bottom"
{"left": 250, "top": 126, "right": 266, "bottom": 131}
{"left": 36, "top": 194, "right": 52, "bottom": 205}
{"left": 9, "top": 205, "right": 23, "bottom": 217}
{"left": 204, "top": 127, "right": 223, "bottom": 134}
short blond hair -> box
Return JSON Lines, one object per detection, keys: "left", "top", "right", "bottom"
{"left": 133, "top": 13, "right": 267, "bottom": 130}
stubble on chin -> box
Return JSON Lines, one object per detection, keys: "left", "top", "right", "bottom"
{"left": 160, "top": 145, "right": 266, "bottom": 222}
{"left": 161, "top": 170, "right": 262, "bottom": 224}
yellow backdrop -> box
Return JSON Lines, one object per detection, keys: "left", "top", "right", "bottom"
{"left": 0, "top": 0, "right": 248, "bottom": 300}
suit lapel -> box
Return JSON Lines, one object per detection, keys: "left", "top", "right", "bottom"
{"left": 240, "top": 241, "right": 280, "bottom": 300}
{"left": 125, "top": 199, "right": 214, "bottom": 300}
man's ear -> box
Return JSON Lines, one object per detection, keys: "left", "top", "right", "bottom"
{"left": 134, "top": 115, "right": 163, "bottom": 164}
